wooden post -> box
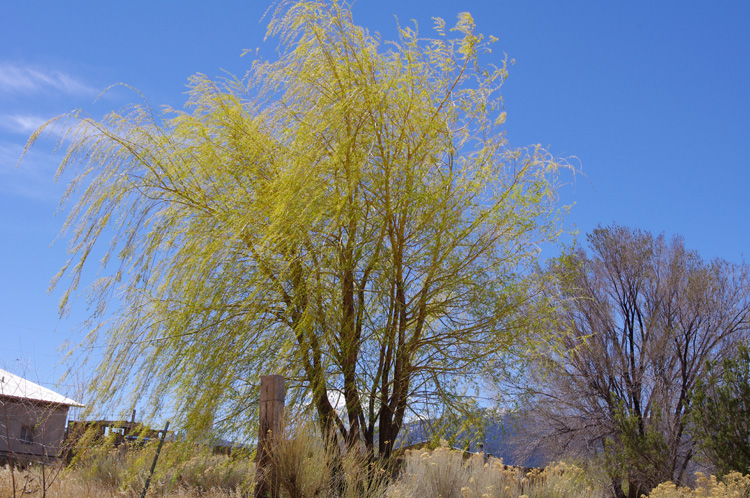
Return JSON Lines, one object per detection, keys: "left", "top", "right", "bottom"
{"left": 254, "top": 375, "right": 285, "bottom": 498}
{"left": 140, "top": 420, "right": 169, "bottom": 498}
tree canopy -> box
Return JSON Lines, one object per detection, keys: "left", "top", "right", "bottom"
{"left": 28, "top": 1, "right": 569, "bottom": 455}
{"left": 523, "top": 225, "right": 750, "bottom": 497}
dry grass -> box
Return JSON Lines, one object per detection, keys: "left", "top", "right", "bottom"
{"left": 388, "top": 447, "right": 606, "bottom": 498}
{"left": 3, "top": 442, "right": 749, "bottom": 498}
{"left": 271, "top": 423, "right": 389, "bottom": 498}
{"left": 0, "top": 446, "right": 254, "bottom": 497}
{"left": 0, "top": 464, "right": 246, "bottom": 497}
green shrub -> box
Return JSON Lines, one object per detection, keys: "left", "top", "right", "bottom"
{"left": 690, "top": 343, "right": 750, "bottom": 477}
{"left": 70, "top": 442, "right": 254, "bottom": 495}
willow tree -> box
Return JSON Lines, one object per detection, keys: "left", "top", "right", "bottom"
{"left": 29, "top": 1, "right": 567, "bottom": 456}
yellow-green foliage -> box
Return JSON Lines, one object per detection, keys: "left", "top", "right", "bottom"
{"left": 25, "top": 0, "right": 571, "bottom": 453}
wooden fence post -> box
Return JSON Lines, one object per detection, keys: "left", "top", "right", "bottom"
{"left": 254, "top": 375, "right": 285, "bottom": 498}
{"left": 140, "top": 420, "right": 170, "bottom": 498}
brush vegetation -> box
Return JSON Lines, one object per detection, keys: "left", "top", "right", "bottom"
{"left": 3, "top": 432, "right": 749, "bottom": 498}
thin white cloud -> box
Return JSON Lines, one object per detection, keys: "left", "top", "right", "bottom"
{"left": 0, "top": 63, "right": 96, "bottom": 96}
{"left": 0, "top": 114, "right": 50, "bottom": 135}
{"left": 0, "top": 141, "right": 65, "bottom": 202}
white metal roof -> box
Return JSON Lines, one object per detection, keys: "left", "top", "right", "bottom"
{"left": 0, "top": 368, "right": 83, "bottom": 407}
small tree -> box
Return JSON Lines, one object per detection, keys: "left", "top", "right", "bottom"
{"left": 690, "top": 342, "right": 750, "bottom": 476}
{"left": 26, "top": 1, "right": 569, "bottom": 457}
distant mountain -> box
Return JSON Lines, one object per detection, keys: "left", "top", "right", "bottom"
{"left": 396, "top": 412, "right": 552, "bottom": 468}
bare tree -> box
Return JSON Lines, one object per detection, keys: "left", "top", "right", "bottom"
{"left": 522, "top": 225, "right": 750, "bottom": 498}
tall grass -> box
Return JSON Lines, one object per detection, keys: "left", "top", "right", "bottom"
{"left": 0, "top": 462, "right": 246, "bottom": 497}
{"left": 72, "top": 442, "right": 254, "bottom": 495}
{"left": 2, "top": 437, "right": 749, "bottom": 497}
{"left": 271, "top": 422, "right": 389, "bottom": 498}
{"left": 0, "top": 467, "right": 243, "bottom": 498}
{"left": 0, "top": 443, "right": 254, "bottom": 497}
{"left": 388, "top": 447, "right": 606, "bottom": 498}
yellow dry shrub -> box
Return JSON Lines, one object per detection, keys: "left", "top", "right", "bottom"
{"left": 0, "top": 463, "right": 246, "bottom": 497}
{"left": 647, "top": 472, "right": 750, "bottom": 498}
{"left": 388, "top": 447, "right": 605, "bottom": 498}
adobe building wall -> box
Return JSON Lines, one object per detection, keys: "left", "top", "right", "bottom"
{"left": 0, "top": 396, "right": 70, "bottom": 464}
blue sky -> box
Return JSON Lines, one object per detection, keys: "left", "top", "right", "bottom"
{"left": 1, "top": 1, "right": 749, "bottom": 404}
